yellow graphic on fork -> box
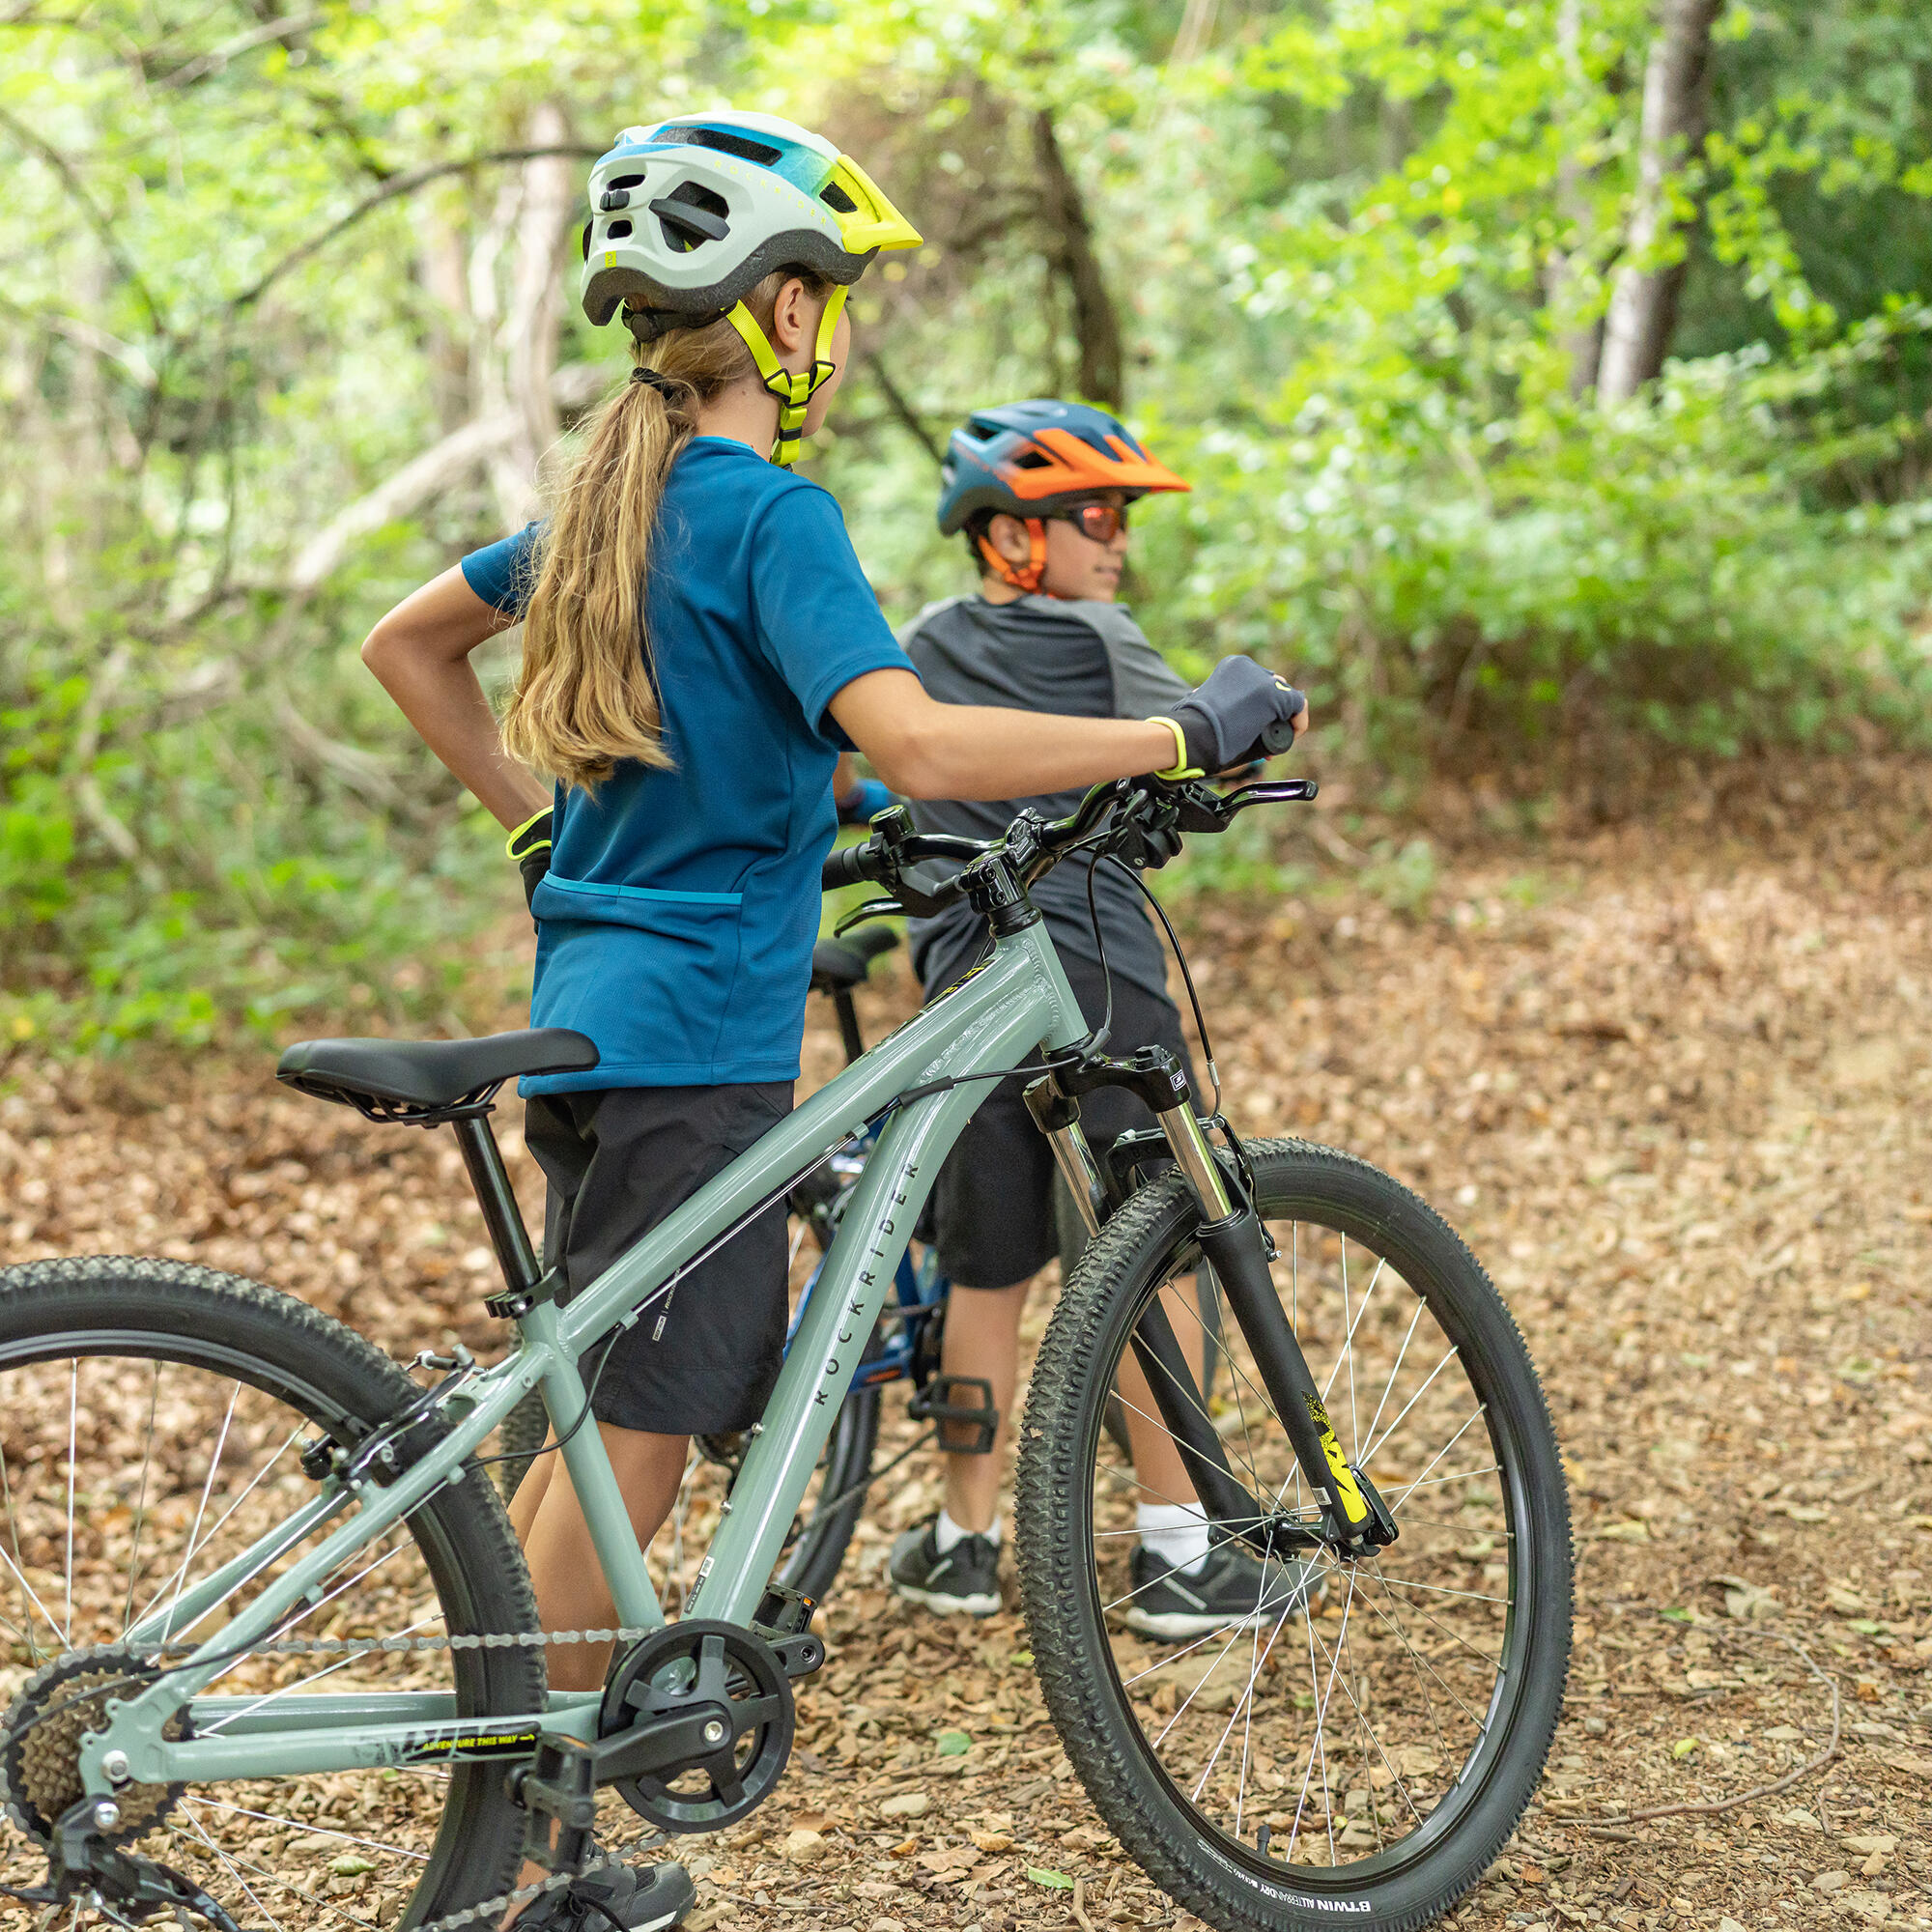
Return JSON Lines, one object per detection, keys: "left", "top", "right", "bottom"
{"left": 1303, "top": 1394, "right": 1370, "bottom": 1526}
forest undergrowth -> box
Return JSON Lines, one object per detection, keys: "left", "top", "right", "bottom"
{"left": 0, "top": 759, "right": 1928, "bottom": 1929}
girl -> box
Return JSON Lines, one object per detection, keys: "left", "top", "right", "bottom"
{"left": 361, "top": 110, "right": 1300, "bottom": 1929}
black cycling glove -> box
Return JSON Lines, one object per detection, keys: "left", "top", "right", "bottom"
{"left": 1151, "top": 656, "right": 1307, "bottom": 778}
{"left": 506, "top": 807, "right": 554, "bottom": 912}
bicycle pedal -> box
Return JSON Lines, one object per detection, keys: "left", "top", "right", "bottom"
{"left": 753, "top": 1580, "right": 817, "bottom": 1636}
{"left": 508, "top": 1737, "right": 599, "bottom": 1873}
{"left": 908, "top": 1375, "right": 999, "bottom": 1455}
{"left": 754, "top": 1581, "right": 826, "bottom": 1678}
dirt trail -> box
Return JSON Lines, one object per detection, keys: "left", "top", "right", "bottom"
{"left": 1, "top": 760, "right": 1928, "bottom": 1930}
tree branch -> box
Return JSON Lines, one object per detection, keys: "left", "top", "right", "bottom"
{"left": 227, "top": 144, "right": 602, "bottom": 314}
{"left": 863, "top": 352, "right": 946, "bottom": 469}
{"left": 288, "top": 412, "right": 524, "bottom": 591}
{"left": 1031, "top": 108, "right": 1124, "bottom": 410}
{"left": 0, "top": 102, "right": 164, "bottom": 333}
{"left": 155, "top": 8, "right": 326, "bottom": 89}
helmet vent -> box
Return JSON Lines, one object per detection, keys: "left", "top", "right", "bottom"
{"left": 605, "top": 218, "right": 634, "bottom": 239}
{"left": 654, "top": 181, "right": 730, "bottom": 253}
{"left": 609, "top": 174, "right": 646, "bottom": 190}
{"left": 820, "top": 182, "right": 858, "bottom": 213}
{"left": 684, "top": 127, "right": 782, "bottom": 166}
{"left": 1011, "top": 450, "right": 1055, "bottom": 470}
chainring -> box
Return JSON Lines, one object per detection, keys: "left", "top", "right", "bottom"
{"left": 598, "top": 1620, "right": 792, "bottom": 1834}
{"left": 2, "top": 1645, "right": 189, "bottom": 1846}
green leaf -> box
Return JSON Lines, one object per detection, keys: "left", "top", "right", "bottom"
{"left": 934, "top": 1729, "right": 972, "bottom": 1756}
{"left": 1671, "top": 1738, "right": 1699, "bottom": 1759}
{"left": 1660, "top": 1606, "right": 1694, "bottom": 1623}
{"left": 1026, "top": 1868, "right": 1075, "bottom": 1890}
{"left": 1846, "top": 1619, "right": 1885, "bottom": 1635}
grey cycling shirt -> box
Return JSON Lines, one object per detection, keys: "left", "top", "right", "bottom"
{"left": 898, "top": 592, "right": 1192, "bottom": 1003}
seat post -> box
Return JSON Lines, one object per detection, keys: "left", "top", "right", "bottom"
{"left": 449, "top": 1116, "right": 542, "bottom": 1298}
{"left": 833, "top": 990, "right": 866, "bottom": 1066}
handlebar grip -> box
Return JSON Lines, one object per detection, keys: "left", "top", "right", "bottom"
{"left": 820, "top": 843, "right": 876, "bottom": 892}
{"left": 1259, "top": 689, "right": 1308, "bottom": 755}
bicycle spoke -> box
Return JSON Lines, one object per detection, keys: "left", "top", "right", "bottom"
{"left": 1360, "top": 1295, "right": 1426, "bottom": 1457}
{"left": 1064, "top": 1169, "right": 1548, "bottom": 1887}
{"left": 0, "top": 1423, "right": 41, "bottom": 1664}
{"left": 1359, "top": 1343, "right": 1463, "bottom": 1469}
{"left": 1337, "top": 1237, "right": 1358, "bottom": 1459}
{"left": 140, "top": 1378, "right": 242, "bottom": 1642}
{"left": 1359, "top": 1573, "right": 1484, "bottom": 1736}
{"left": 171, "top": 1804, "right": 292, "bottom": 1932}
{"left": 1383, "top": 1407, "right": 1489, "bottom": 1504}
{"left": 187, "top": 1797, "right": 432, "bottom": 1864}
{"left": 117, "top": 1362, "right": 162, "bottom": 1641}
{"left": 65, "top": 1358, "right": 79, "bottom": 1644}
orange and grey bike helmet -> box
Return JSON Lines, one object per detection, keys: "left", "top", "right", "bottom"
{"left": 936, "top": 399, "right": 1190, "bottom": 592}
{"left": 580, "top": 110, "right": 920, "bottom": 466}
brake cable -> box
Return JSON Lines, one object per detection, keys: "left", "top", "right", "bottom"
{"left": 1106, "top": 851, "right": 1223, "bottom": 1117}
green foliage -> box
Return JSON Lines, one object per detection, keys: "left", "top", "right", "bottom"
{"left": 1, "top": 0, "right": 1928, "bottom": 1045}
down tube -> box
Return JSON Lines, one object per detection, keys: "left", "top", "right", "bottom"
{"left": 689, "top": 980, "right": 1068, "bottom": 1624}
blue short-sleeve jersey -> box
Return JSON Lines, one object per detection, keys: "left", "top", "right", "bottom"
{"left": 460, "top": 437, "right": 917, "bottom": 1092}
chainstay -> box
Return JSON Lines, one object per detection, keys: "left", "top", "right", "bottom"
{"left": 20, "top": 1629, "right": 679, "bottom": 1932}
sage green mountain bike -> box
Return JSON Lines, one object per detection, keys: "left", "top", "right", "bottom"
{"left": 0, "top": 770, "right": 1571, "bottom": 1932}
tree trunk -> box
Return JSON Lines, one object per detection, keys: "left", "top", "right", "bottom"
{"left": 1547, "top": 0, "right": 1605, "bottom": 397}
{"left": 1595, "top": 0, "right": 1721, "bottom": 404}
{"left": 506, "top": 101, "right": 573, "bottom": 471}
{"left": 1031, "top": 108, "right": 1124, "bottom": 411}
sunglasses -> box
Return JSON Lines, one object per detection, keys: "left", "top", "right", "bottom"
{"left": 1050, "top": 502, "right": 1129, "bottom": 543}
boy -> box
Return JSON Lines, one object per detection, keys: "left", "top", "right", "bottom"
{"left": 887, "top": 400, "right": 1307, "bottom": 1635}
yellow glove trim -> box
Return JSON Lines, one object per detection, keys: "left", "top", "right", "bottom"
{"left": 505, "top": 807, "right": 553, "bottom": 861}
{"left": 1148, "top": 716, "right": 1200, "bottom": 781}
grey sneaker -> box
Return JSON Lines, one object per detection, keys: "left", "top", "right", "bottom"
{"left": 890, "top": 1515, "right": 1002, "bottom": 1617}
{"left": 1122, "top": 1541, "right": 1320, "bottom": 1641}
{"left": 515, "top": 1858, "right": 695, "bottom": 1932}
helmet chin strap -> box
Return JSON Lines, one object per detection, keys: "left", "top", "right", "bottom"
{"left": 976, "top": 519, "right": 1048, "bottom": 594}
{"left": 723, "top": 284, "right": 848, "bottom": 468}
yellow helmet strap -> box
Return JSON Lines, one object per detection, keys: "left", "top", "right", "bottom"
{"left": 723, "top": 283, "right": 849, "bottom": 468}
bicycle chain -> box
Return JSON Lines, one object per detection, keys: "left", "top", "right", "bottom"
{"left": 33, "top": 1627, "right": 670, "bottom": 1932}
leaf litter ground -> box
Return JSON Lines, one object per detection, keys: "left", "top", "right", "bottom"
{"left": 0, "top": 758, "right": 1928, "bottom": 1931}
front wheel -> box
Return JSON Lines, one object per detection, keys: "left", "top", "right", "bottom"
{"left": 1015, "top": 1141, "right": 1572, "bottom": 1932}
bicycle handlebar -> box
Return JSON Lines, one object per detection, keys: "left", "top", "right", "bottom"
{"left": 819, "top": 763, "right": 1316, "bottom": 908}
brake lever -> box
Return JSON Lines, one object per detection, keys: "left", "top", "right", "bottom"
{"left": 1222, "top": 778, "right": 1320, "bottom": 809}
{"left": 834, "top": 897, "right": 904, "bottom": 936}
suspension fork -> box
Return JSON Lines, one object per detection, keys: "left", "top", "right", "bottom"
{"left": 1036, "top": 1051, "right": 1396, "bottom": 1558}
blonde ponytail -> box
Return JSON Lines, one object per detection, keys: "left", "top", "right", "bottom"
{"left": 502, "top": 267, "right": 833, "bottom": 792}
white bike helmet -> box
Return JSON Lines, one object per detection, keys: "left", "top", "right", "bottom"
{"left": 580, "top": 110, "right": 921, "bottom": 464}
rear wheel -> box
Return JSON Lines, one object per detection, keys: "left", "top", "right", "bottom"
{"left": 1016, "top": 1142, "right": 1572, "bottom": 1931}
{"left": 0, "top": 1258, "right": 546, "bottom": 1932}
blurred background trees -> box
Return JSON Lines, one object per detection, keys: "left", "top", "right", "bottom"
{"left": 2, "top": 0, "right": 1928, "bottom": 1046}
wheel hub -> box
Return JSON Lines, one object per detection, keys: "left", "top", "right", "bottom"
{"left": 2, "top": 1645, "right": 188, "bottom": 1846}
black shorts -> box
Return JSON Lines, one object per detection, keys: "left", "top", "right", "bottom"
{"left": 524, "top": 1082, "right": 792, "bottom": 1436}
{"left": 928, "top": 956, "right": 1198, "bottom": 1291}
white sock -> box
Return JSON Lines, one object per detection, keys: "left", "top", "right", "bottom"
{"left": 1137, "top": 1501, "right": 1211, "bottom": 1575}
{"left": 935, "top": 1506, "right": 999, "bottom": 1553}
